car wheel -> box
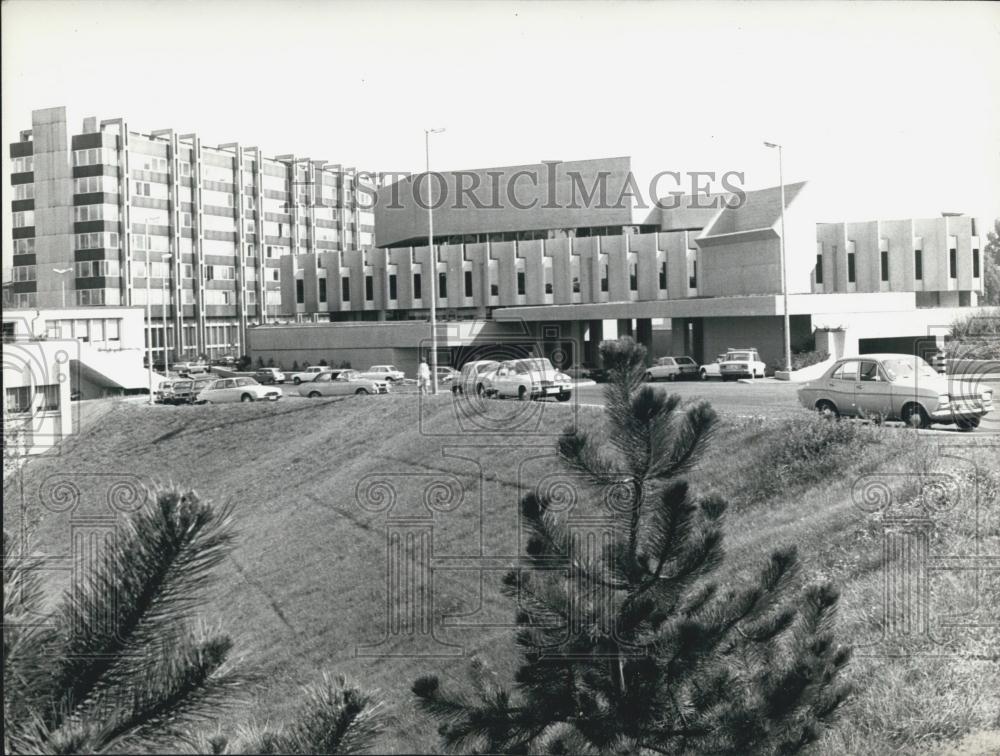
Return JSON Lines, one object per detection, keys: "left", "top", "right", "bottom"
{"left": 956, "top": 417, "right": 980, "bottom": 431}
{"left": 355, "top": 388, "right": 369, "bottom": 395}
{"left": 816, "top": 400, "right": 839, "bottom": 420}
{"left": 518, "top": 386, "right": 529, "bottom": 401}
{"left": 644, "top": 372, "right": 654, "bottom": 382}
{"left": 667, "top": 373, "right": 676, "bottom": 382}
{"left": 293, "top": 377, "right": 301, "bottom": 385}
{"left": 451, "top": 385, "right": 460, "bottom": 395}
{"left": 475, "top": 383, "right": 486, "bottom": 398}
{"left": 901, "top": 403, "right": 930, "bottom": 429}
{"left": 241, "top": 393, "right": 254, "bottom": 403}
{"left": 557, "top": 391, "right": 571, "bottom": 402}
{"left": 700, "top": 370, "right": 708, "bottom": 381}
{"left": 308, "top": 391, "right": 321, "bottom": 399}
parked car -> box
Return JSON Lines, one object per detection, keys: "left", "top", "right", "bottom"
{"left": 289, "top": 366, "right": 334, "bottom": 385}
{"left": 484, "top": 357, "right": 573, "bottom": 401}
{"left": 173, "top": 361, "right": 209, "bottom": 375}
{"left": 645, "top": 356, "right": 699, "bottom": 381}
{"left": 195, "top": 377, "right": 281, "bottom": 403}
{"left": 254, "top": 367, "right": 286, "bottom": 384}
{"left": 719, "top": 348, "right": 767, "bottom": 380}
{"left": 699, "top": 354, "right": 728, "bottom": 381}
{"left": 435, "top": 366, "right": 460, "bottom": 385}
{"left": 299, "top": 369, "right": 389, "bottom": 397}
{"left": 357, "top": 364, "right": 406, "bottom": 382}
{"left": 153, "top": 380, "right": 175, "bottom": 404}
{"left": 797, "top": 353, "right": 992, "bottom": 430}
{"left": 211, "top": 355, "right": 238, "bottom": 367}
{"left": 452, "top": 360, "right": 501, "bottom": 396}
{"left": 167, "top": 377, "right": 213, "bottom": 405}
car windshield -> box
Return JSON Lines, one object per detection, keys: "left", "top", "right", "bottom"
{"left": 675, "top": 357, "right": 696, "bottom": 365}
{"left": 728, "top": 352, "right": 752, "bottom": 361}
{"left": 174, "top": 381, "right": 193, "bottom": 390}
{"left": 516, "top": 358, "right": 554, "bottom": 372}
{"left": 338, "top": 371, "right": 358, "bottom": 381}
{"left": 235, "top": 377, "right": 257, "bottom": 386}
{"left": 658, "top": 358, "right": 675, "bottom": 365}
{"left": 880, "top": 358, "right": 938, "bottom": 382}
{"left": 474, "top": 362, "right": 499, "bottom": 374}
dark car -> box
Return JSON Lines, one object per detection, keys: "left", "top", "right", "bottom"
{"left": 167, "top": 377, "right": 213, "bottom": 405}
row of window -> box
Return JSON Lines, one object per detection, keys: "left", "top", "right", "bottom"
{"left": 10, "top": 265, "right": 35, "bottom": 282}
{"left": 75, "top": 232, "right": 120, "bottom": 251}
{"left": 12, "top": 156, "right": 33, "bottom": 173}
{"left": 816, "top": 247, "right": 981, "bottom": 285}
{"left": 74, "top": 204, "right": 120, "bottom": 223}
{"left": 13, "top": 210, "right": 34, "bottom": 228}
{"left": 14, "top": 238, "right": 35, "bottom": 254}
{"left": 75, "top": 259, "right": 121, "bottom": 278}
{"left": 45, "top": 317, "right": 122, "bottom": 342}
{"left": 13, "top": 183, "right": 34, "bottom": 200}
{"left": 5, "top": 385, "right": 59, "bottom": 414}
{"left": 75, "top": 288, "right": 120, "bottom": 306}
{"left": 11, "top": 292, "right": 36, "bottom": 308}
{"left": 73, "top": 147, "right": 116, "bottom": 167}
{"left": 75, "top": 175, "right": 117, "bottom": 194}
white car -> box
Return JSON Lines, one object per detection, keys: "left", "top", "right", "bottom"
{"left": 195, "top": 377, "right": 281, "bottom": 403}
{"left": 645, "top": 356, "right": 699, "bottom": 381}
{"left": 357, "top": 364, "right": 406, "bottom": 382}
{"left": 699, "top": 354, "right": 728, "bottom": 381}
{"left": 484, "top": 357, "right": 573, "bottom": 401}
{"left": 299, "top": 370, "right": 390, "bottom": 397}
{"left": 289, "top": 366, "right": 334, "bottom": 385}
{"left": 719, "top": 348, "right": 767, "bottom": 380}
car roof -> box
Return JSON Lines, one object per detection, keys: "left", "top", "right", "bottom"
{"left": 836, "top": 353, "right": 930, "bottom": 362}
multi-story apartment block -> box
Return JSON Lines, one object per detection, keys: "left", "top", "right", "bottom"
{"left": 260, "top": 157, "right": 985, "bottom": 374}
{"left": 6, "top": 106, "right": 377, "bottom": 362}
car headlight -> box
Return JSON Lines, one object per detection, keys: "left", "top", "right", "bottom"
{"left": 937, "top": 394, "right": 951, "bottom": 407}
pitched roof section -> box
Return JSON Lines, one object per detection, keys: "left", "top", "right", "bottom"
{"left": 697, "top": 181, "right": 808, "bottom": 243}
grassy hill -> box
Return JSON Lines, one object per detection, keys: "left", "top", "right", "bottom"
{"left": 5, "top": 394, "right": 999, "bottom": 754}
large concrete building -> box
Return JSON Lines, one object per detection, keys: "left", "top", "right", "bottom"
{"left": 6, "top": 106, "right": 378, "bottom": 364}
{"left": 256, "top": 157, "right": 984, "bottom": 374}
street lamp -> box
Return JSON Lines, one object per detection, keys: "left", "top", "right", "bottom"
{"left": 161, "top": 253, "right": 172, "bottom": 377}
{"left": 425, "top": 127, "right": 445, "bottom": 395}
{"left": 52, "top": 268, "right": 72, "bottom": 308}
{"left": 144, "top": 221, "right": 154, "bottom": 404}
{"left": 764, "top": 141, "right": 792, "bottom": 373}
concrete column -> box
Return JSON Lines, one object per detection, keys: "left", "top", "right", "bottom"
{"left": 587, "top": 319, "right": 605, "bottom": 366}
{"left": 636, "top": 318, "right": 653, "bottom": 363}
{"left": 617, "top": 318, "right": 634, "bottom": 339}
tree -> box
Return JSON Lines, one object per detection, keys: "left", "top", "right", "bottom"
{"left": 983, "top": 218, "right": 1000, "bottom": 306}
{"left": 3, "top": 488, "right": 243, "bottom": 754}
{"left": 413, "top": 337, "right": 852, "bottom": 755}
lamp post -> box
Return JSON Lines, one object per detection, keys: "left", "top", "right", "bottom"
{"left": 764, "top": 141, "right": 792, "bottom": 373}
{"left": 145, "top": 221, "right": 154, "bottom": 404}
{"left": 424, "top": 127, "right": 445, "bottom": 395}
{"left": 52, "top": 268, "right": 72, "bottom": 308}
{"left": 161, "top": 253, "right": 172, "bottom": 377}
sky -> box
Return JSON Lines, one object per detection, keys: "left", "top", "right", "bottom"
{"left": 3, "top": 0, "right": 999, "bottom": 268}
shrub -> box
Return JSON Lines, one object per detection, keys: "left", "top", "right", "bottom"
{"left": 319, "top": 359, "right": 328, "bottom": 367}
{"left": 947, "top": 307, "right": 1000, "bottom": 360}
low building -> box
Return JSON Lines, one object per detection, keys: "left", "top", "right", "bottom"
{"left": 262, "top": 157, "right": 985, "bottom": 371}
{"left": 2, "top": 338, "right": 74, "bottom": 456}
{"left": 2, "top": 306, "right": 157, "bottom": 399}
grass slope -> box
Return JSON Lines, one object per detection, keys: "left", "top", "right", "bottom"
{"left": 5, "top": 395, "right": 998, "bottom": 754}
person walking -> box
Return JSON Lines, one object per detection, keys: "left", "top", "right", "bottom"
{"left": 417, "top": 359, "right": 431, "bottom": 395}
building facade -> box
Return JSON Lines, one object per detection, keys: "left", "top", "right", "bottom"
{"left": 6, "top": 106, "right": 378, "bottom": 363}
{"left": 264, "top": 157, "right": 984, "bottom": 372}
{"left": 2, "top": 338, "right": 74, "bottom": 456}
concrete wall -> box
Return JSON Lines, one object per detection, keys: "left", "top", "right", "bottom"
{"left": 375, "top": 157, "right": 636, "bottom": 247}
{"left": 700, "top": 315, "right": 813, "bottom": 369}
{"left": 2, "top": 339, "right": 74, "bottom": 455}
{"left": 31, "top": 107, "right": 74, "bottom": 309}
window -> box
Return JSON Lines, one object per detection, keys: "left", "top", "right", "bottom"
{"left": 859, "top": 361, "right": 882, "bottom": 382}
{"left": 319, "top": 278, "right": 327, "bottom": 302}
{"left": 15, "top": 293, "right": 37, "bottom": 308}
{"left": 438, "top": 272, "right": 447, "bottom": 299}
{"left": 973, "top": 248, "right": 981, "bottom": 278}
{"left": 815, "top": 254, "right": 823, "bottom": 285}
{"left": 73, "top": 148, "right": 109, "bottom": 167}
{"left": 74, "top": 175, "right": 105, "bottom": 194}
{"left": 949, "top": 248, "right": 957, "bottom": 278}
{"left": 464, "top": 270, "right": 473, "bottom": 298}
{"left": 12, "top": 156, "right": 33, "bottom": 173}
{"left": 14, "top": 184, "right": 34, "bottom": 200}
{"left": 181, "top": 212, "right": 192, "bottom": 228}
{"left": 180, "top": 161, "right": 191, "bottom": 177}
{"left": 133, "top": 181, "right": 151, "bottom": 197}
{"left": 389, "top": 273, "right": 398, "bottom": 300}
{"left": 296, "top": 279, "right": 305, "bottom": 304}
{"left": 629, "top": 263, "right": 638, "bottom": 292}
{"left": 342, "top": 277, "right": 351, "bottom": 302}
{"left": 914, "top": 249, "right": 923, "bottom": 280}
{"left": 75, "top": 289, "right": 107, "bottom": 306}
{"left": 659, "top": 261, "right": 667, "bottom": 290}
{"left": 12, "top": 210, "right": 34, "bottom": 228}
{"left": 413, "top": 273, "right": 422, "bottom": 299}
{"left": 365, "top": 275, "right": 374, "bottom": 301}
{"left": 6, "top": 386, "right": 32, "bottom": 413}
{"left": 847, "top": 253, "right": 856, "bottom": 283}
{"left": 880, "top": 250, "right": 889, "bottom": 282}
{"left": 14, "top": 238, "right": 35, "bottom": 254}
{"left": 36, "top": 385, "right": 60, "bottom": 412}
{"left": 517, "top": 271, "right": 526, "bottom": 296}
{"left": 75, "top": 260, "right": 118, "bottom": 278}
{"left": 688, "top": 260, "right": 697, "bottom": 289}
{"left": 271, "top": 269, "right": 280, "bottom": 282}
{"left": 832, "top": 361, "right": 858, "bottom": 381}
{"left": 12, "top": 265, "right": 35, "bottom": 282}
{"left": 107, "top": 320, "right": 120, "bottom": 340}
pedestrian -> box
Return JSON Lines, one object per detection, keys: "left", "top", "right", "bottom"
{"left": 417, "top": 359, "right": 431, "bottom": 394}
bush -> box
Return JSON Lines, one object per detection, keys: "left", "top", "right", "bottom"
{"left": 337, "top": 361, "right": 352, "bottom": 369}
{"left": 779, "top": 350, "right": 830, "bottom": 372}
{"left": 947, "top": 307, "right": 1000, "bottom": 360}
{"left": 741, "top": 415, "right": 882, "bottom": 505}
{"left": 319, "top": 359, "right": 328, "bottom": 367}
